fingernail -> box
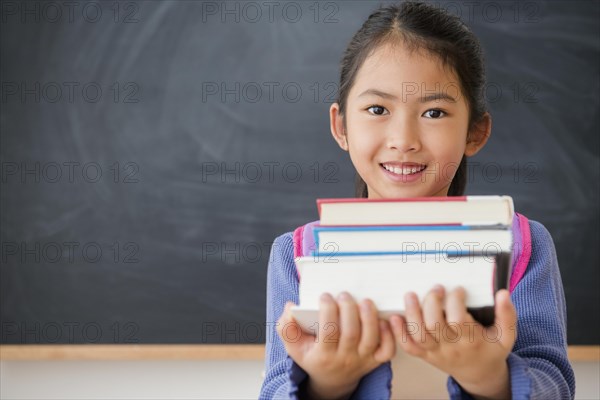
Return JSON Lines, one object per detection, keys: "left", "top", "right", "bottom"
{"left": 433, "top": 284, "right": 445, "bottom": 295}
{"left": 337, "top": 292, "right": 350, "bottom": 301}
{"left": 405, "top": 292, "right": 416, "bottom": 305}
{"left": 361, "top": 299, "right": 372, "bottom": 313}
{"left": 320, "top": 293, "right": 332, "bottom": 302}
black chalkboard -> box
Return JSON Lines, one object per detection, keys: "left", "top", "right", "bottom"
{"left": 1, "top": 0, "right": 598, "bottom": 345}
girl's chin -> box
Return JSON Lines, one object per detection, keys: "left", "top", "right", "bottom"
{"left": 369, "top": 183, "right": 450, "bottom": 199}
{"left": 369, "top": 187, "right": 429, "bottom": 199}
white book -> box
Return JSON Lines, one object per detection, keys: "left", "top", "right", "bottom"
{"left": 291, "top": 253, "right": 510, "bottom": 333}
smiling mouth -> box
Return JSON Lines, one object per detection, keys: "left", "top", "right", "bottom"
{"left": 380, "top": 163, "right": 427, "bottom": 175}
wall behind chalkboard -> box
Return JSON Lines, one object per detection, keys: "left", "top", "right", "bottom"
{"left": 1, "top": 1, "right": 598, "bottom": 345}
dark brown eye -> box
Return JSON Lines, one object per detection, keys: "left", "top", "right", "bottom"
{"left": 367, "top": 105, "right": 387, "bottom": 115}
{"left": 423, "top": 109, "right": 445, "bottom": 119}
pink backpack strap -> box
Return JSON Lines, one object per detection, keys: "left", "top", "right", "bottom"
{"left": 509, "top": 212, "right": 532, "bottom": 292}
{"left": 292, "top": 226, "right": 304, "bottom": 261}
{"left": 292, "top": 220, "right": 320, "bottom": 281}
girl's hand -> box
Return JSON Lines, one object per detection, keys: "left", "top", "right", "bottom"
{"left": 389, "top": 286, "right": 517, "bottom": 400}
{"left": 277, "top": 292, "right": 396, "bottom": 400}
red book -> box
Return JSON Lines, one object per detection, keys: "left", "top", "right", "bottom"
{"left": 316, "top": 195, "right": 514, "bottom": 227}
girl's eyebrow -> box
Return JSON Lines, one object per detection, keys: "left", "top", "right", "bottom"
{"left": 357, "top": 88, "right": 457, "bottom": 103}
{"left": 421, "top": 93, "right": 457, "bottom": 103}
{"left": 358, "top": 88, "right": 398, "bottom": 100}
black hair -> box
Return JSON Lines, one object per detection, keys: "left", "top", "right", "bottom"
{"left": 336, "top": 1, "right": 488, "bottom": 197}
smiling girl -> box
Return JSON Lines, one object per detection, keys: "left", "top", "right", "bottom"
{"left": 259, "top": 2, "right": 575, "bottom": 399}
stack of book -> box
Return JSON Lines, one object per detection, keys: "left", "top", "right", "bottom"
{"left": 291, "top": 196, "right": 515, "bottom": 332}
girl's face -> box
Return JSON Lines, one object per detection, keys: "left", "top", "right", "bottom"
{"left": 330, "top": 41, "right": 491, "bottom": 199}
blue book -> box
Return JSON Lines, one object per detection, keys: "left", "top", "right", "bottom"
{"left": 312, "top": 225, "right": 512, "bottom": 257}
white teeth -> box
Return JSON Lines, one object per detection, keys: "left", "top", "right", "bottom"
{"left": 382, "top": 163, "right": 424, "bottom": 175}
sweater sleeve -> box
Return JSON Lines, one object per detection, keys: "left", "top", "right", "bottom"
{"left": 259, "top": 232, "right": 393, "bottom": 400}
{"left": 259, "top": 232, "right": 306, "bottom": 399}
{"left": 447, "top": 220, "right": 576, "bottom": 399}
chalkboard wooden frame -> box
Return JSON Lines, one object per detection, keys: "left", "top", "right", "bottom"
{"left": 0, "top": 345, "right": 598, "bottom": 361}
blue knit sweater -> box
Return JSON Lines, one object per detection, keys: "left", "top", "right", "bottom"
{"left": 259, "top": 220, "right": 576, "bottom": 399}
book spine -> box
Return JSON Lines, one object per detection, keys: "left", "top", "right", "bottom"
{"left": 316, "top": 196, "right": 469, "bottom": 216}
{"left": 313, "top": 224, "right": 511, "bottom": 232}
{"left": 310, "top": 250, "right": 511, "bottom": 258}
{"left": 467, "top": 306, "right": 495, "bottom": 327}
{"left": 471, "top": 252, "right": 512, "bottom": 327}
{"left": 494, "top": 251, "right": 513, "bottom": 293}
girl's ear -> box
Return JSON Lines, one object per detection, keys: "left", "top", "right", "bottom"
{"left": 330, "top": 102, "right": 349, "bottom": 151}
{"left": 465, "top": 112, "right": 492, "bottom": 157}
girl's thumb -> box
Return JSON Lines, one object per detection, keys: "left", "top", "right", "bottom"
{"left": 277, "top": 302, "right": 299, "bottom": 338}
{"left": 276, "top": 302, "right": 312, "bottom": 360}
{"left": 278, "top": 302, "right": 294, "bottom": 325}
{"left": 493, "top": 289, "right": 517, "bottom": 349}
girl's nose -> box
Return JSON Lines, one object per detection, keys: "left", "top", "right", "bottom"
{"left": 386, "top": 120, "right": 422, "bottom": 152}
